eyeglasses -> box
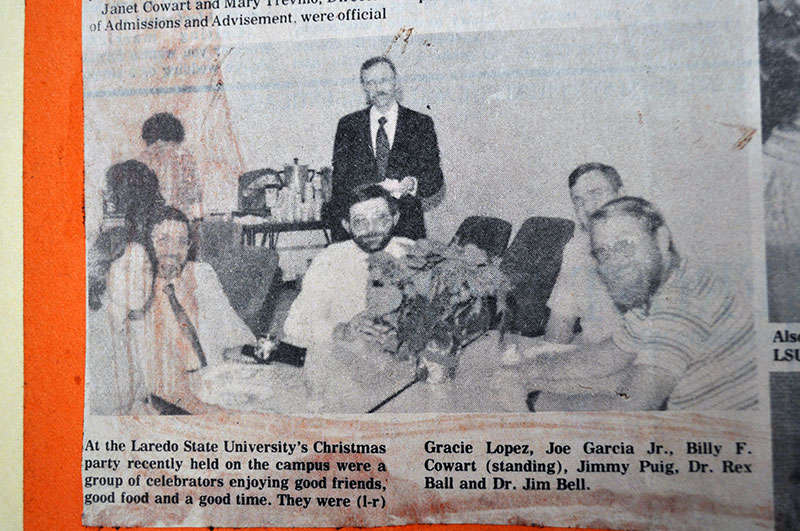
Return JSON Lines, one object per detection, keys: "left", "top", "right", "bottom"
{"left": 350, "top": 214, "right": 394, "bottom": 232}
{"left": 153, "top": 235, "right": 190, "bottom": 248}
{"left": 572, "top": 188, "right": 613, "bottom": 209}
{"left": 363, "top": 77, "right": 394, "bottom": 88}
{"left": 592, "top": 239, "right": 637, "bottom": 263}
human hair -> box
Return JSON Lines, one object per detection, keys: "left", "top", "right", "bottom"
{"left": 359, "top": 56, "right": 397, "bottom": 83}
{"left": 141, "top": 112, "right": 185, "bottom": 145}
{"left": 106, "top": 160, "right": 162, "bottom": 213}
{"left": 567, "top": 162, "right": 623, "bottom": 191}
{"left": 589, "top": 196, "right": 666, "bottom": 234}
{"left": 341, "top": 183, "right": 398, "bottom": 221}
{"left": 90, "top": 161, "right": 163, "bottom": 310}
{"left": 149, "top": 205, "right": 191, "bottom": 234}
{"left": 105, "top": 160, "right": 165, "bottom": 242}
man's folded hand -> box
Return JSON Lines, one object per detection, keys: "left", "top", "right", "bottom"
{"left": 399, "top": 176, "right": 418, "bottom": 196}
{"left": 335, "top": 314, "right": 398, "bottom": 348}
{"left": 378, "top": 176, "right": 417, "bottom": 198}
{"left": 354, "top": 319, "right": 393, "bottom": 338}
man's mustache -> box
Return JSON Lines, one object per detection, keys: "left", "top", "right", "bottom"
{"left": 602, "top": 264, "right": 642, "bottom": 280}
{"left": 157, "top": 255, "right": 186, "bottom": 270}
{"left": 158, "top": 254, "right": 184, "bottom": 262}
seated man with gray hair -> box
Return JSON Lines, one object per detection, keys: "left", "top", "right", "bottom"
{"left": 527, "top": 197, "right": 757, "bottom": 411}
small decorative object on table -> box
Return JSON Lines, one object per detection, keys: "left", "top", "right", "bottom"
{"left": 418, "top": 325, "right": 458, "bottom": 383}
{"left": 364, "top": 239, "right": 509, "bottom": 383}
{"left": 240, "top": 334, "right": 279, "bottom": 363}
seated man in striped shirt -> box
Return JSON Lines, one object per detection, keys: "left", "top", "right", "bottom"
{"left": 525, "top": 197, "right": 757, "bottom": 411}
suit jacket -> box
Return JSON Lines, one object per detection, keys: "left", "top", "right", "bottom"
{"left": 331, "top": 104, "right": 444, "bottom": 240}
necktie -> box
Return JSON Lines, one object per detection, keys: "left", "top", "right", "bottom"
{"left": 375, "top": 116, "right": 390, "bottom": 179}
{"left": 163, "top": 283, "right": 207, "bottom": 369}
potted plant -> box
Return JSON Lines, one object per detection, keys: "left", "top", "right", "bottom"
{"left": 364, "top": 239, "right": 509, "bottom": 383}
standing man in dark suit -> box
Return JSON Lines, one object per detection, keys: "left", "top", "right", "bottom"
{"left": 331, "top": 56, "right": 444, "bottom": 241}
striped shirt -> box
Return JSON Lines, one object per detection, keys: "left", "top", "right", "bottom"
{"left": 613, "top": 260, "right": 757, "bottom": 410}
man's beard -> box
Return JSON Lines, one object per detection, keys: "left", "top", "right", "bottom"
{"left": 156, "top": 255, "right": 186, "bottom": 281}
{"left": 368, "top": 92, "right": 393, "bottom": 108}
{"left": 602, "top": 254, "right": 664, "bottom": 313}
{"left": 353, "top": 231, "right": 393, "bottom": 253}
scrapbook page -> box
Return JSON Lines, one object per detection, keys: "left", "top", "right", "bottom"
{"left": 54, "top": 0, "right": 798, "bottom": 528}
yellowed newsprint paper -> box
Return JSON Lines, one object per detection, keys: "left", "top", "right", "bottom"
{"left": 81, "top": 0, "right": 800, "bottom": 528}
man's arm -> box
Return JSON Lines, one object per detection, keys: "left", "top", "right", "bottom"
{"left": 332, "top": 114, "right": 372, "bottom": 195}
{"left": 543, "top": 236, "right": 582, "bottom": 344}
{"left": 527, "top": 338, "right": 636, "bottom": 381}
{"left": 544, "top": 311, "right": 577, "bottom": 344}
{"left": 283, "top": 251, "right": 342, "bottom": 347}
{"left": 330, "top": 116, "right": 365, "bottom": 240}
{"left": 527, "top": 370, "right": 629, "bottom": 396}
{"left": 331, "top": 118, "right": 353, "bottom": 198}
{"left": 406, "top": 114, "right": 444, "bottom": 198}
{"left": 530, "top": 364, "right": 677, "bottom": 411}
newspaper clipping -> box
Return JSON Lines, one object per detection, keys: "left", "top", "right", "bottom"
{"left": 81, "top": 0, "right": 787, "bottom": 528}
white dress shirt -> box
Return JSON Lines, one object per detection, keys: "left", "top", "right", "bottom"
{"left": 547, "top": 229, "right": 622, "bottom": 343}
{"left": 369, "top": 101, "right": 418, "bottom": 197}
{"left": 283, "top": 237, "right": 413, "bottom": 348}
{"left": 369, "top": 101, "right": 399, "bottom": 153}
{"left": 141, "top": 260, "right": 257, "bottom": 411}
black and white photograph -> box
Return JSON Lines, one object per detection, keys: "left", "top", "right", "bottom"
{"left": 760, "top": 0, "right": 800, "bottom": 323}
{"left": 84, "top": 11, "right": 760, "bottom": 417}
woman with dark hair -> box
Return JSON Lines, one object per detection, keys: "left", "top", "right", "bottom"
{"left": 88, "top": 160, "right": 165, "bottom": 310}
{"left": 138, "top": 112, "right": 203, "bottom": 219}
{"left": 87, "top": 160, "right": 164, "bottom": 415}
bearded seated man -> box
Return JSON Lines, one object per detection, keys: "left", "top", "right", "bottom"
{"left": 524, "top": 197, "right": 757, "bottom": 412}
{"left": 283, "top": 184, "right": 412, "bottom": 350}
